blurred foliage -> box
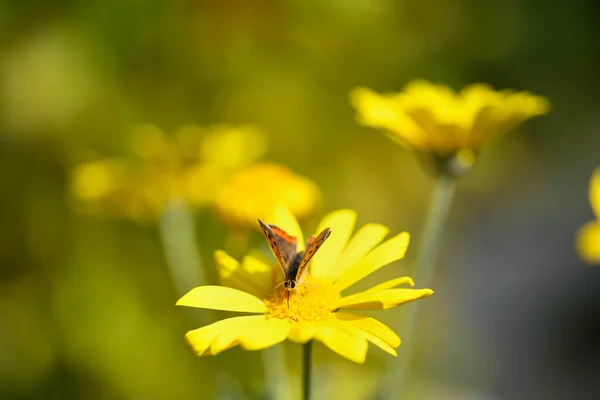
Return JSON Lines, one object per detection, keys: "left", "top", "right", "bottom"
{"left": 1, "top": 0, "right": 600, "bottom": 399}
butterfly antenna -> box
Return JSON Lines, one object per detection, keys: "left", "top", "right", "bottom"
{"left": 271, "top": 281, "right": 285, "bottom": 292}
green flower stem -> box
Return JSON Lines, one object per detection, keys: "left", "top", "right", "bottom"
{"left": 159, "top": 199, "right": 205, "bottom": 298}
{"left": 263, "top": 345, "right": 290, "bottom": 400}
{"left": 383, "top": 175, "right": 457, "bottom": 399}
{"left": 303, "top": 341, "right": 313, "bottom": 400}
{"left": 413, "top": 175, "right": 456, "bottom": 298}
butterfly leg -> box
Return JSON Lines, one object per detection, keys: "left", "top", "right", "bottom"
{"left": 294, "top": 286, "right": 304, "bottom": 304}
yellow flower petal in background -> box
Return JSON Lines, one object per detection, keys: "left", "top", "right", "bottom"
{"left": 271, "top": 205, "right": 305, "bottom": 251}
{"left": 70, "top": 124, "right": 269, "bottom": 222}
{"left": 590, "top": 168, "right": 600, "bottom": 218}
{"left": 349, "top": 87, "right": 424, "bottom": 150}
{"left": 576, "top": 168, "right": 600, "bottom": 265}
{"left": 176, "top": 286, "right": 267, "bottom": 313}
{"left": 131, "top": 124, "right": 171, "bottom": 161}
{"left": 334, "top": 232, "right": 410, "bottom": 291}
{"left": 71, "top": 124, "right": 319, "bottom": 230}
{"left": 576, "top": 221, "right": 600, "bottom": 264}
{"left": 199, "top": 125, "right": 267, "bottom": 170}
{"left": 213, "top": 162, "right": 321, "bottom": 229}
{"left": 350, "top": 80, "right": 550, "bottom": 177}
{"left": 310, "top": 209, "right": 357, "bottom": 279}
{"left": 71, "top": 160, "right": 124, "bottom": 200}
{"left": 183, "top": 163, "right": 228, "bottom": 207}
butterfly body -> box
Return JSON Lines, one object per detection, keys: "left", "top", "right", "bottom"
{"left": 258, "top": 219, "right": 331, "bottom": 305}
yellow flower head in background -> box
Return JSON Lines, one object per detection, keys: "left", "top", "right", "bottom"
{"left": 576, "top": 168, "right": 600, "bottom": 264}
{"left": 177, "top": 207, "right": 433, "bottom": 363}
{"left": 70, "top": 124, "right": 267, "bottom": 221}
{"left": 213, "top": 162, "right": 321, "bottom": 228}
{"left": 350, "top": 80, "right": 550, "bottom": 177}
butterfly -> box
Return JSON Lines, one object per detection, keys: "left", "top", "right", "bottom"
{"left": 257, "top": 218, "right": 331, "bottom": 307}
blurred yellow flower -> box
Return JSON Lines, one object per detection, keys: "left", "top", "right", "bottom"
{"left": 213, "top": 162, "right": 321, "bottom": 228}
{"left": 70, "top": 124, "right": 267, "bottom": 221}
{"left": 350, "top": 80, "right": 550, "bottom": 176}
{"left": 177, "top": 207, "right": 433, "bottom": 363}
{"left": 576, "top": 168, "right": 600, "bottom": 264}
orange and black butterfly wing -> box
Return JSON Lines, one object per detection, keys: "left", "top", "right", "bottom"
{"left": 295, "top": 227, "right": 331, "bottom": 282}
{"left": 269, "top": 225, "right": 299, "bottom": 266}
{"left": 257, "top": 219, "right": 297, "bottom": 275}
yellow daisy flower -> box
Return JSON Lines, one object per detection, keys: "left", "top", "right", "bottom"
{"left": 350, "top": 80, "right": 550, "bottom": 177}
{"left": 70, "top": 124, "right": 266, "bottom": 221}
{"left": 576, "top": 168, "right": 600, "bottom": 264}
{"left": 177, "top": 207, "right": 433, "bottom": 363}
{"left": 213, "top": 162, "right": 321, "bottom": 229}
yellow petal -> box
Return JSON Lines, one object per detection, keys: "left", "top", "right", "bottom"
{"left": 314, "top": 321, "right": 368, "bottom": 364}
{"left": 576, "top": 221, "right": 600, "bottom": 264}
{"left": 215, "top": 163, "right": 321, "bottom": 229}
{"left": 237, "top": 318, "right": 291, "bottom": 350}
{"left": 176, "top": 285, "right": 267, "bottom": 313}
{"left": 240, "top": 254, "right": 276, "bottom": 298}
{"left": 311, "top": 209, "right": 357, "bottom": 279}
{"left": 70, "top": 160, "right": 122, "bottom": 200}
{"left": 335, "top": 276, "right": 416, "bottom": 307}
{"left": 185, "top": 315, "right": 288, "bottom": 356}
{"left": 590, "top": 168, "right": 600, "bottom": 218}
{"left": 359, "top": 332, "right": 397, "bottom": 356}
{"left": 361, "top": 277, "right": 415, "bottom": 292}
{"left": 334, "top": 313, "right": 400, "bottom": 356}
{"left": 210, "top": 328, "right": 241, "bottom": 355}
{"left": 131, "top": 124, "right": 169, "bottom": 160}
{"left": 185, "top": 316, "right": 261, "bottom": 356}
{"left": 287, "top": 321, "right": 317, "bottom": 343}
{"left": 349, "top": 87, "right": 424, "bottom": 149}
{"left": 216, "top": 250, "right": 273, "bottom": 299}
{"left": 199, "top": 125, "right": 268, "bottom": 170}
{"left": 338, "top": 288, "right": 433, "bottom": 310}
{"left": 209, "top": 316, "right": 267, "bottom": 354}
{"left": 350, "top": 87, "right": 396, "bottom": 127}
{"left": 271, "top": 205, "right": 305, "bottom": 251}
{"left": 334, "top": 232, "right": 410, "bottom": 291}
{"left": 329, "top": 224, "right": 389, "bottom": 281}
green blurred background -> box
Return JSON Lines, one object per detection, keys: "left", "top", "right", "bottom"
{"left": 1, "top": 0, "right": 599, "bottom": 399}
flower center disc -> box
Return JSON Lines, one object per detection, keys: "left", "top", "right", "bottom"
{"left": 264, "top": 276, "right": 339, "bottom": 322}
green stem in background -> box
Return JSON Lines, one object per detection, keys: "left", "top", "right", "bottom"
{"left": 159, "top": 199, "right": 205, "bottom": 298}
{"left": 263, "top": 344, "right": 290, "bottom": 400}
{"left": 382, "top": 175, "right": 457, "bottom": 399}
{"left": 303, "top": 341, "right": 313, "bottom": 400}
